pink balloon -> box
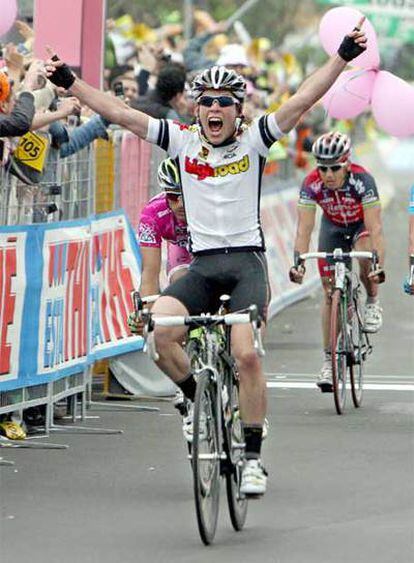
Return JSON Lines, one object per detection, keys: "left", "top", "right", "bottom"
{"left": 319, "top": 7, "right": 380, "bottom": 70}
{"left": 0, "top": 0, "right": 17, "bottom": 37}
{"left": 323, "top": 69, "right": 376, "bottom": 119}
{"left": 371, "top": 71, "right": 414, "bottom": 138}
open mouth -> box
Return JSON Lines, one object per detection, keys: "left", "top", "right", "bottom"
{"left": 207, "top": 117, "right": 223, "bottom": 134}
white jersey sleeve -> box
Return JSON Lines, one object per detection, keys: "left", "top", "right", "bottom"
{"left": 146, "top": 117, "right": 193, "bottom": 158}
{"left": 244, "top": 114, "right": 284, "bottom": 157}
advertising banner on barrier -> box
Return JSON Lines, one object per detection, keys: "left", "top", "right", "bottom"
{"left": 261, "top": 187, "right": 319, "bottom": 317}
{"left": 0, "top": 211, "right": 142, "bottom": 392}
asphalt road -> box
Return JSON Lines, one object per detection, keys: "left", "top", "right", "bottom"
{"left": 1, "top": 146, "right": 413, "bottom": 563}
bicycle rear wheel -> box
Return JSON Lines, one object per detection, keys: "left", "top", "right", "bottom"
{"left": 192, "top": 369, "right": 220, "bottom": 545}
{"left": 225, "top": 378, "right": 248, "bottom": 531}
{"left": 331, "top": 289, "right": 348, "bottom": 415}
{"left": 350, "top": 296, "right": 364, "bottom": 408}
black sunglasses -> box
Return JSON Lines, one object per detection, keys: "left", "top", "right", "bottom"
{"left": 317, "top": 163, "right": 347, "bottom": 173}
{"left": 199, "top": 95, "right": 238, "bottom": 107}
{"left": 166, "top": 193, "right": 182, "bottom": 202}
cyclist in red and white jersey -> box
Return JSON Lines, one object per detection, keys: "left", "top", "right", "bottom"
{"left": 289, "top": 132, "right": 385, "bottom": 391}
{"left": 46, "top": 21, "right": 368, "bottom": 496}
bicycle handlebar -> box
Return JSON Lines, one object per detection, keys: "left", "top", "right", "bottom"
{"left": 299, "top": 250, "right": 375, "bottom": 261}
{"left": 145, "top": 305, "right": 265, "bottom": 360}
{"left": 133, "top": 292, "right": 160, "bottom": 313}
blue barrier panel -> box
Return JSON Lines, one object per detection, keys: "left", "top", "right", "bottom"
{"left": 0, "top": 210, "right": 143, "bottom": 392}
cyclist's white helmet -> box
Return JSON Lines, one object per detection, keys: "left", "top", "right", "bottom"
{"left": 157, "top": 158, "right": 181, "bottom": 195}
{"left": 312, "top": 132, "right": 351, "bottom": 162}
{"left": 191, "top": 65, "right": 246, "bottom": 103}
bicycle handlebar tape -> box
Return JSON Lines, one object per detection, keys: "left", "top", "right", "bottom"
{"left": 337, "top": 32, "right": 366, "bottom": 62}
{"left": 49, "top": 55, "right": 76, "bottom": 89}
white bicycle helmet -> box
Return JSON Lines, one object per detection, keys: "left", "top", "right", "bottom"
{"left": 191, "top": 65, "right": 246, "bottom": 103}
{"left": 312, "top": 132, "right": 351, "bottom": 162}
{"left": 157, "top": 158, "right": 181, "bottom": 194}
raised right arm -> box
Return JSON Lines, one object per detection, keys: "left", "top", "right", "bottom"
{"left": 69, "top": 78, "right": 150, "bottom": 139}
{"left": 45, "top": 55, "right": 152, "bottom": 139}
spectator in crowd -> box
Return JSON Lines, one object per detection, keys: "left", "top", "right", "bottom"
{"left": 110, "top": 75, "right": 139, "bottom": 104}
{"left": 131, "top": 63, "right": 190, "bottom": 121}
{"left": 0, "top": 65, "right": 40, "bottom": 137}
{"left": 216, "top": 43, "right": 251, "bottom": 76}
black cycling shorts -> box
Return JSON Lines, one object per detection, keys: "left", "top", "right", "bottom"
{"left": 162, "top": 250, "right": 271, "bottom": 320}
{"left": 318, "top": 215, "right": 369, "bottom": 277}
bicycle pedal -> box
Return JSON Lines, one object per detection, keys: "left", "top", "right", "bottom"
{"left": 243, "top": 492, "right": 263, "bottom": 500}
{"left": 317, "top": 382, "right": 333, "bottom": 393}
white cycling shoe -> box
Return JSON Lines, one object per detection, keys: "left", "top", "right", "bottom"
{"left": 182, "top": 402, "right": 207, "bottom": 444}
{"left": 363, "top": 302, "right": 383, "bottom": 333}
{"left": 240, "top": 459, "right": 268, "bottom": 496}
{"left": 317, "top": 359, "right": 333, "bottom": 393}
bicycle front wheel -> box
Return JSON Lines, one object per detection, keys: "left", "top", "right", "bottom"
{"left": 350, "top": 296, "right": 364, "bottom": 408}
{"left": 192, "top": 369, "right": 220, "bottom": 545}
{"left": 225, "top": 380, "right": 248, "bottom": 531}
{"left": 331, "top": 289, "right": 348, "bottom": 415}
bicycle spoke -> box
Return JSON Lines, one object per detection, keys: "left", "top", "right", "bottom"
{"left": 331, "top": 289, "right": 348, "bottom": 415}
{"left": 224, "top": 374, "right": 248, "bottom": 531}
{"left": 350, "top": 296, "right": 365, "bottom": 407}
{"left": 192, "top": 370, "right": 220, "bottom": 545}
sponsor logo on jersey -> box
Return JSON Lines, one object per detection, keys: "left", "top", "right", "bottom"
{"left": 138, "top": 224, "right": 157, "bottom": 245}
{"left": 185, "top": 155, "right": 250, "bottom": 180}
{"left": 198, "top": 146, "right": 209, "bottom": 160}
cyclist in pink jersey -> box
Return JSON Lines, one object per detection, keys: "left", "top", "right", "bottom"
{"left": 289, "top": 132, "right": 385, "bottom": 391}
{"left": 138, "top": 158, "right": 191, "bottom": 298}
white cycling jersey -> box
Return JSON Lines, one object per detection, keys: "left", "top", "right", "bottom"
{"left": 146, "top": 115, "right": 283, "bottom": 253}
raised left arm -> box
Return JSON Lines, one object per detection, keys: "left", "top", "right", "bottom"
{"left": 273, "top": 19, "right": 367, "bottom": 134}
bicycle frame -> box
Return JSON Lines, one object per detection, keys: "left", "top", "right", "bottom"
{"left": 299, "top": 248, "right": 374, "bottom": 413}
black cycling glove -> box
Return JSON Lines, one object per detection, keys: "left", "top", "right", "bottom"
{"left": 337, "top": 31, "right": 366, "bottom": 62}
{"left": 48, "top": 55, "right": 76, "bottom": 89}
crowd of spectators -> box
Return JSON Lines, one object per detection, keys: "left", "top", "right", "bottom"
{"left": 0, "top": 8, "right": 334, "bottom": 205}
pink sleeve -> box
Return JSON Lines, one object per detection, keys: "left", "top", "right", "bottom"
{"left": 138, "top": 216, "right": 162, "bottom": 247}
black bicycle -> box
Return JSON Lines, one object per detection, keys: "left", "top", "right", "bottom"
{"left": 298, "top": 249, "right": 376, "bottom": 415}
{"left": 135, "top": 293, "right": 264, "bottom": 545}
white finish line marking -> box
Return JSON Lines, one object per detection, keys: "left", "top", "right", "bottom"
{"left": 265, "top": 373, "right": 414, "bottom": 391}
{"left": 266, "top": 382, "right": 414, "bottom": 391}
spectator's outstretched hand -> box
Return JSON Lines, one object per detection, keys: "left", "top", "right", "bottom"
{"left": 57, "top": 97, "right": 82, "bottom": 118}
{"left": 22, "top": 59, "right": 46, "bottom": 91}
{"left": 15, "top": 20, "right": 35, "bottom": 41}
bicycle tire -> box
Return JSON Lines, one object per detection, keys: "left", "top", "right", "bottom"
{"left": 192, "top": 369, "right": 220, "bottom": 545}
{"left": 350, "top": 296, "right": 364, "bottom": 408}
{"left": 225, "top": 377, "right": 248, "bottom": 531}
{"left": 331, "top": 289, "right": 348, "bottom": 415}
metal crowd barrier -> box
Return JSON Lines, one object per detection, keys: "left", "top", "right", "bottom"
{"left": 0, "top": 123, "right": 303, "bottom": 446}
{"left": 0, "top": 126, "right": 159, "bottom": 448}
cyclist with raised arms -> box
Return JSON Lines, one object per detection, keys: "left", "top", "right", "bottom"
{"left": 289, "top": 132, "right": 385, "bottom": 391}
{"left": 46, "top": 19, "right": 368, "bottom": 496}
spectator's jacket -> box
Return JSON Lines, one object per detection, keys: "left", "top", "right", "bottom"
{"left": 52, "top": 115, "right": 109, "bottom": 158}
{"left": 132, "top": 91, "right": 179, "bottom": 120}
{"left": 183, "top": 32, "right": 215, "bottom": 72}
{"left": 0, "top": 92, "right": 35, "bottom": 137}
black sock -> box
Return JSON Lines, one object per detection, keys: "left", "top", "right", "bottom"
{"left": 243, "top": 424, "right": 263, "bottom": 460}
{"left": 176, "top": 373, "right": 196, "bottom": 402}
